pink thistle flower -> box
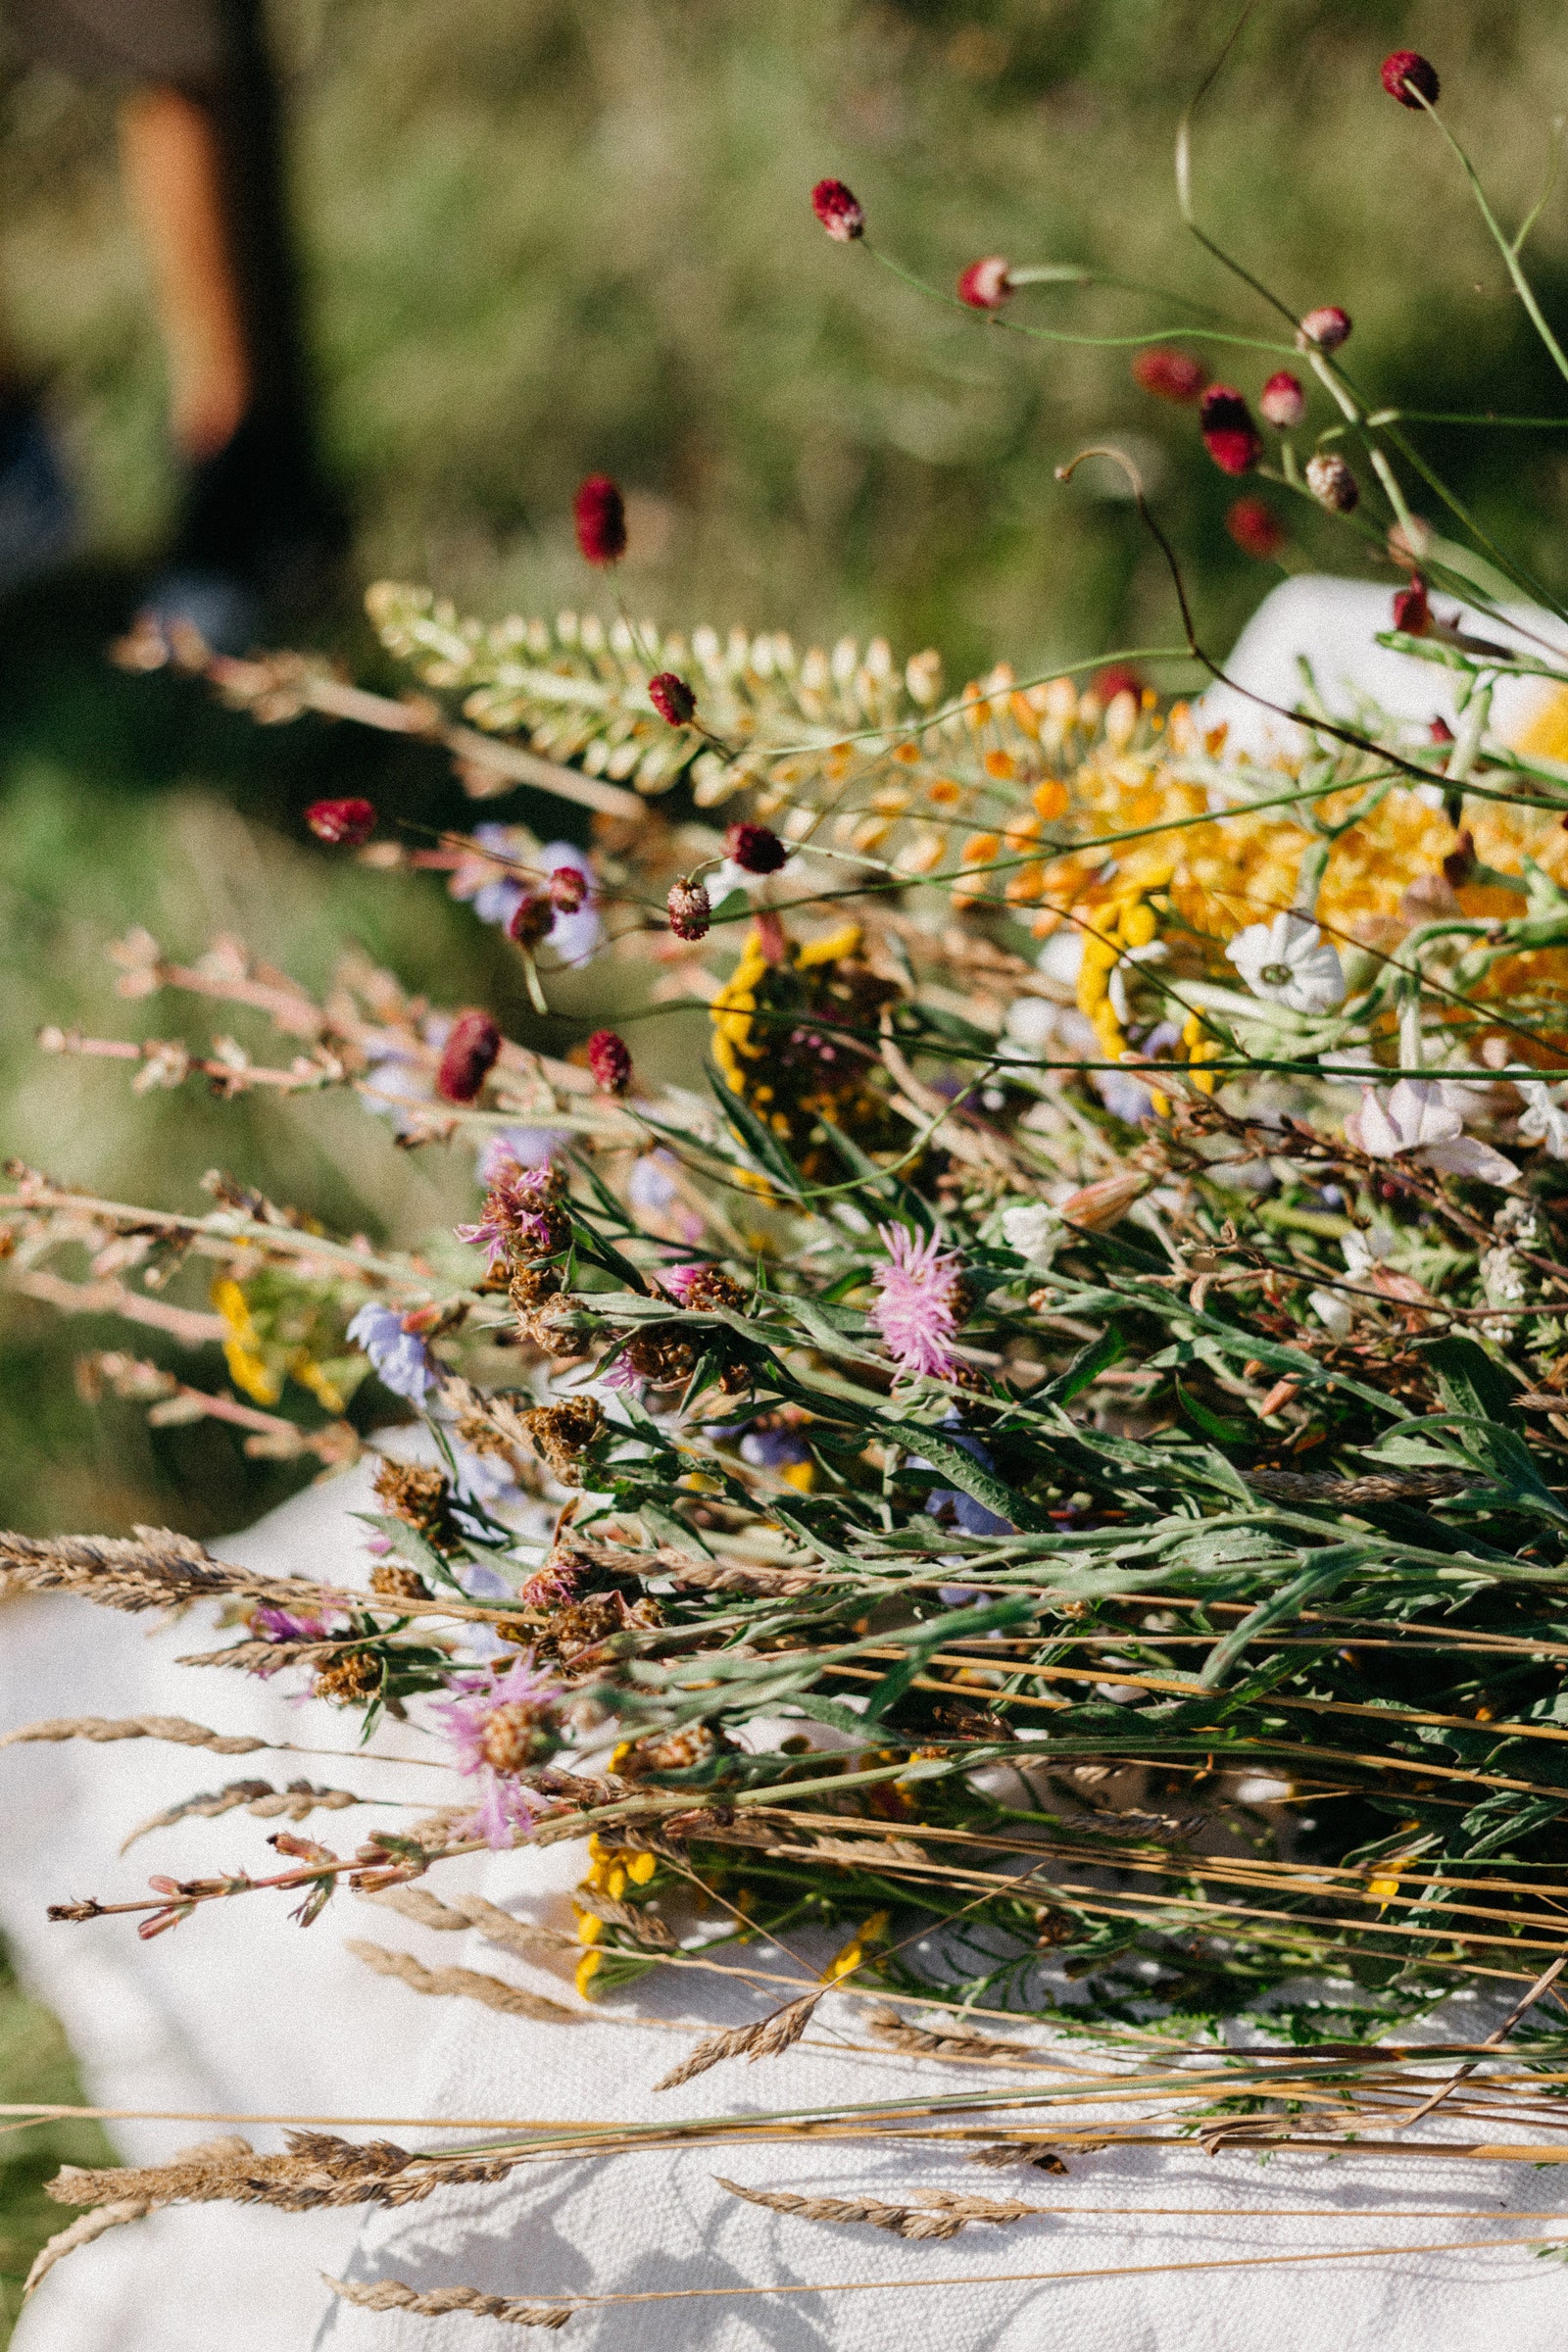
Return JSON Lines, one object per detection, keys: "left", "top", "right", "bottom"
{"left": 661, "top": 1262, "right": 707, "bottom": 1303}
{"left": 518, "top": 1555, "right": 578, "bottom": 1609}
{"left": 869, "top": 1222, "right": 966, "bottom": 1380}
{"left": 811, "top": 178, "right": 864, "bottom": 242}
{"left": 455, "top": 1165, "right": 561, "bottom": 1271}
{"left": 957, "top": 256, "right": 1011, "bottom": 311}
{"left": 431, "top": 1654, "right": 559, "bottom": 1849}
{"left": 1258, "top": 370, "right": 1305, "bottom": 428}
{"left": 573, "top": 474, "right": 626, "bottom": 566}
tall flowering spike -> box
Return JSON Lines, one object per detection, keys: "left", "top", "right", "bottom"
{"left": 573, "top": 474, "right": 627, "bottom": 566}
{"left": 869, "top": 1222, "right": 966, "bottom": 1380}
{"left": 587, "top": 1027, "right": 632, "bottom": 1095}
{"left": 1298, "top": 305, "right": 1351, "bottom": 353}
{"left": 811, "top": 177, "right": 864, "bottom": 241}
{"left": 667, "top": 875, "right": 711, "bottom": 941}
{"left": 1382, "top": 49, "right": 1439, "bottom": 108}
{"left": 1305, "top": 451, "right": 1359, "bottom": 514}
{"left": 305, "top": 797, "right": 375, "bottom": 846}
{"left": 1199, "top": 386, "right": 1262, "bottom": 476}
{"left": 1258, "top": 370, "right": 1305, "bottom": 428}
{"left": 957, "top": 256, "right": 1011, "bottom": 311}
{"left": 648, "top": 671, "right": 697, "bottom": 726}
{"left": 1226, "top": 496, "right": 1286, "bottom": 561}
{"left": 1131, "top": 345, "right": 1206, "bottom": 404}
{"left": 437, "top": 1009, "right": 502, "bottom": 1103}
{"left": 1393, "top": 575, "right": 1431, "bottom": 635}
{"left": 725, "top": 821, "right": 787, "bottom": 874}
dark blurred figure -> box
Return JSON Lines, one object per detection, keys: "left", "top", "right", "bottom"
{"left": 0, "top": 0, "right": 344, "bottom": 641}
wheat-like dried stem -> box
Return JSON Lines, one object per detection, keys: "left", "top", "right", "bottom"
{"left": 325, "top": 2277, "right": 570, "bottom": 2329}
{"left": 0, "top": 1713, "right": 267, "bottom": 1754}
{"left": 714, "top": 2176, "right": 1039, "bottom": 2238}
{"left": 24, "top": 2136, "right": 252, "bottom": 2296}
{"left": 344, "top": 1940, "right": 579, "bottom": 2024}
{"left": 122, "top": 1780, "right": 372, "bottom": 1852}
{"left": 652, "top": 1992, "right": 821, "bottom": 2093}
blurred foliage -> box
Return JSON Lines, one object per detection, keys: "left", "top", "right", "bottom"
{"left": 0, "top": 1944, "right": 114, "bottom": 2342}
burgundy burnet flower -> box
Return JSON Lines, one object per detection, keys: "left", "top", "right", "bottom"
{"left": 1258, "top": 370, "right": 1305, "bottom": 428}
{"left": 549, "top": 864, "right": 589, "bottom": 912}
{"left": 587, "top": 1027, "right": 632, "bottom": 1095}
{"left": 507, "top": 891, "right": 554, "bottom": 950}
{"left": 1305, "top": 451, "right": 1359, "bottom": 514}
{"left": 725, "top": 821, "right": 788, "bottom": 874}
{"left": 1131, "top": 346, "right": 1207, "bottom": 404}
{"left": 1226, "top": 497, "right": 1286, "bottom": 561}
{"left": 811, "top": 177, "right": 864, "bottom": 241}
{"left": 1298, "top": 305, "right": 1351, "bottom": 353}
{"left": 956, "top": 256, "right": 1011, "bottom": 311}
{"left": 573, "top": 473, "right": 627, "bottom": 566}
{"left": 437, "top": 1009, "right": 502, "bottom": 1103}
{"left": 1393, "top": 575, "right": 1431, "bottom": 635}
{"left": 649, "top": 671, "right": 697, "bottom": 727}
{"left": 667, "top": 875, "right": 711, "bottom": 941}
{"left": 305, "top": 797, "right": 375, "bottom": 847}
{"left": 1199, "top": 385, "right": 1262, "bottom": 476}
{"left": 1382, "top": 49, "right": 1439, "bottom": 108}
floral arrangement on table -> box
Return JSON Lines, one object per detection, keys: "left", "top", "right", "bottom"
{"left": 12, "top": 35, "right": 1568, "bottom": 2328}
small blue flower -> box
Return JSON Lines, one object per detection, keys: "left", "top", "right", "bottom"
{"left": 347, "top": 1302, "right": 435, "bottom": 1401}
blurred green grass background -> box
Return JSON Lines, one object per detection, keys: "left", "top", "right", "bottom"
{"left": 2, "top": 0, "right": 1568, "bottom": 2328}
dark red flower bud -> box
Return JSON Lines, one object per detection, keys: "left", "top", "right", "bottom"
{"left": 507, "top": 892, "right": 554, "bottom": 950}
{"left": 956, "top": 256, "right": 1011, "bottom": 311}
{"left": 1131, "top": 346, "right": 1207, "bottom": 404}
{"left": 586, "top": 1027, "right": 632, "bottom": 1095}
{"left": 811, "top": 178, "right": 864, "bottom": 242}
{"left": 305, "top": 797, "right": 375, "bottom": 846}
{"left": 1442, "top": 828, "right": 1476, "bottom": 890}
{"left": 1226, "top": 497, "right": 1286, "bottom": 561}
{"left": 1297, "top": 305, "right": 1352, "bottom": 353}
{"left": 649, "top": 671, "right": 697, "bottom": 726}
{"left": 1382, "top": 49, "right": 1439, "bottom": 108}
{"left": 1094, "top": 663, "right": 1145, "bottom": 704}
{"left": 1431, "top": 715, "right": 1455, "bottom": 745}
{"left": 1199, "top": 385, "right": 1262, "bottom": 476}
{"left": 549, "top": 864, "right": 589, "bottom": 912}
{"left": 1305, "top": 452, "right": 1359, "bottom": 514}
{"left": 437, "top": 1010, "right": 502, "bottom": 1104}
{"left": 725, "top": 821, "right": 788, "bottom": 875}
{"left": 1393, "top": 575, "right": 1431, "bottom": 636}
{"left": 666, "top": 875, "right": 711, "bottom": 941}
{"left": 1258, "top": 370, "right": 1305, "bottom": 428}
{"left": 573, "top": 474, "right": 627, "bottom": 566}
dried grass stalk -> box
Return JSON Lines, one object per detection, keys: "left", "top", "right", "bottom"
{"left": 122, "top": 1780, "right": 365, "bottom": 1851}
{"left": 25, "top": 2136, "right": 251, "bottom": 2294}
{"left": 966, "top": 2141, "right": 1071, "bottom": 2173}
{"left": 49, "top": 2129, "right": 476, "bottom": 2215}
{"left": 0, "top": 1714, "right": 266, "bottom": 1755}
{"left": 1244, "top": 1467, "right": 1474, "bottom": 1504}
{"left": 653, "top": 1992, "right": 820, "bottom": 2093}
{"left": 325, "top": 2277, "right": 570, "bottom": 2329}
{"left": 359, "top": 1884, "right": 576, "bottom": 1960}
{"left": 344, "top": 1938, "right": 578, "bottom": 2023}
{"left": 863, "top": 2003, "right": 1040, "bottom": 2063}
{"left": 714, "top": 2176, "right": 1038, "bottom": 2239}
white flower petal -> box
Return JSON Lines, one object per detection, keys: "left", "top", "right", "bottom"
{"left": 1419, "top": 1135, "right": 1519, "bottom": 1186}
{"left": 1387, "top": 1076, "right": 1463, "bottom": 1149}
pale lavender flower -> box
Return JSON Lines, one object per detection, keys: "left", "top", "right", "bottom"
{"left": 431, "top": 1653, "right": 559, "bottom": 1848}
{"left": 869, "top": 1223, "right": 965, "bottom": 1379}
{"left": 478, "top": 1126, "right": 564, "bottom": 1186}
{"left": 1346, "top": 1077, "right": 1518, "bottom": 1186}
{"left": 347, "top": 1302, "right": 436, "bottom": 1401}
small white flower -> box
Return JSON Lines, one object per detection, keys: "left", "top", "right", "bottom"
{"left": 1342, "top": 1222, "right": 1396, "bottom": 1282}
{"left": 1308, "top": 1288, "right": 1353, "bottom": 1339}
{"left": 1225, "top": 910, "right": 1346, "bottom": 1014}
{"left": 1000, "top": 1200, "right": 1061, "bottom": 1266}
{"left": 1345, "top": 1075, "right": 1518, "bottom": 1186}
{"left": 1517, "top": 1077, "right": 1568, "bottom": 1161}
{"left": 1003, "top": 996, "right": 1057, "bottom": 1053}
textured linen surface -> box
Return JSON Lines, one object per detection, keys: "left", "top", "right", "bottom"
{"left": 6, "top": 574, "right": 1568, "bottom": 2346}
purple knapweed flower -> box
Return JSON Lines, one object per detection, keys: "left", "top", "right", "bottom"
{"left": 869, "top": 1223, "right": 966, "bottom": 1380}
{"left": 347, "top": 1302, "right": 436, "bottom": 1401}
{"left": 455, "top": 1165, "right": 560, "bottom": 1271}
{"left": 431, "top": 1654, "right": 559, "bottom": 1848}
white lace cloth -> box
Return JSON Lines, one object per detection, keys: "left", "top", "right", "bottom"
{"left": 7, "top": 578, "right": 1568, "bottom": 2347}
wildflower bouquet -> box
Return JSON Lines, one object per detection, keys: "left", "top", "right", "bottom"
{"left": 12, "top": 31, "right": 1568, "bottom": 2331}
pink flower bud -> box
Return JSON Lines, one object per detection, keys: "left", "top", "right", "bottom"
{"left": 666, "top": 876, "right": 711, "bottom": 941}
{"left": 1297, "top": 306, "right": 1351, "bottom": 353}
{"left": 1226, "top": 497, "right": 1285, "bottom": 561}
{"left": 1393, "top": 575, "right": 1430, "bottom": 635}
{"left": 587, "top": 1028, "right": 632, "bottom": 1095}
{"left": 811, "top": 179, "right": 864, "bottom": 242}
{"left": 725, "top": 821, "right": 788, "bottom": 875}
{"left": 507, "top": 892, "right": 553, "bottom": 950}
{"left": 1305, "top": 452, "right": 1359, "bottom": 514}
{"left": 437, "top": 1010, "right": 502, "bottom": 1104}
{"left": 1199, "top": 386, "right": 1262, "bottom": 476}
{"left": 1381, "top": 49, "right": 1439, "bottom": 108}
{"left": 305, "top": 797, "right": 375, "bottom": 846}
{"left": 956, "top": 256, "right": 1011, "bottom": 311}
{"left": 549, "top": 864, "right": 589, "bottom": 912}
{"left": 1131, "top": 346, "right": 1207, "bottom": 404}
{"left": 573, "top": 474, "right": 626, "bottom": 566}
{"left": 1258, "top": 370, "right": 1305, "bottom": 428}
{"left": 1431, "top": 715, "right": 1455, "bottom": 746}
{"left": 649, "top": 671, "right": 696, "bottom": 726}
